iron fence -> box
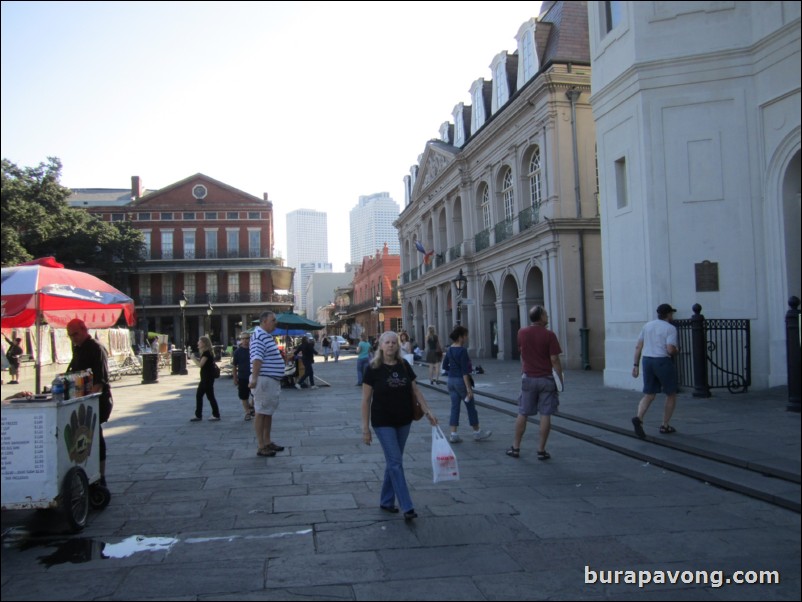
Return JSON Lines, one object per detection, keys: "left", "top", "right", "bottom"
{"left": 674, "top": 317, "right": 751, "bottom": 393}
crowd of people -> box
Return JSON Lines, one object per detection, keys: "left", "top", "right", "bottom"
{"left": 3, "top": 303, "right": 681, "bottom": 523}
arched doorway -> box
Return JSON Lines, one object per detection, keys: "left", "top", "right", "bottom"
{"left": 481, "top": 279, "right": 498, "bottom": 358}
{"left": 501, "top": 274, "right": 520, "bottom": 360}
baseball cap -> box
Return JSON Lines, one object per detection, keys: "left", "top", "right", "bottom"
{"left": 657, "top": 303, "right": 677, "bottom": 315}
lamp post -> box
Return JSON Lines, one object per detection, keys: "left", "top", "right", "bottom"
{"left": 179, "top": 291, "right": 188, "bottom": 351}
{"left": 375, "top": 293, "right": 381, "bottom": 337}
{"left": 177, "top": 291, "right": 188, "bottom": 374}
{"left": 453, "top": 268, "right": 468, "bottom": 326}
{"left": 206, "top": 301, "right": 214, "bottom": 341}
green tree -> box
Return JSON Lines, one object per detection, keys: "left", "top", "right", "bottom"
{"left": 1, "top": 157, "right": 144, "bottom": 287}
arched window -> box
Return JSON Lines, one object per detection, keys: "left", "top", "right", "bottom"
{"left": 502, "top": 168, "right": 514, "bottom": 221}
{"left": 529, "top": 147, "right": 543, "bottom": 210}
{"left": 480, "top": 185, "right": 491, "bottom": 230}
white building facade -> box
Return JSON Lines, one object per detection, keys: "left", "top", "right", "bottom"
{"left": 589, "top": 1, "right": 801, "bottom": 389}
{"left": 286, "top": 209, "right": 328, "bottom": 313}
{"left": 349, "top": 192, "right": 401, "bottom": 264}
{"left": 396, "top": 1, "right": 605, "bottom": 369}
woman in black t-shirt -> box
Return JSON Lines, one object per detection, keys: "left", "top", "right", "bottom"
{"left": 361, "top": 331, "right": 438, "bottom": 520}
{"left": 192, "top": 336, "right": 221, "bottom": 422}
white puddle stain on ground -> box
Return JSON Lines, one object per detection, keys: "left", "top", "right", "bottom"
{"left": 34, "top": 529, "right": 314, "bottom": 565}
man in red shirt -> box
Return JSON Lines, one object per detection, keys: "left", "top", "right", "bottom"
{"left": 507, "top": 306, "right": 563, "bottom": 460}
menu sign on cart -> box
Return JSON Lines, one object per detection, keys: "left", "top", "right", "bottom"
{"left": 1, "top": 411, "right": 47, "bottom": 483}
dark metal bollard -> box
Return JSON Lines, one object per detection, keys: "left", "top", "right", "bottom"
{"left": 786, "top": 296, "right": 801, "bottom": 413}
{"left": 691, "top": 303, "right": 711, "bottom": 398}
{"left": 171, "top": 350, "right": 188, "bottom": 375}
{"left": 141, "top": 352, "right": 159, "bottom": 384}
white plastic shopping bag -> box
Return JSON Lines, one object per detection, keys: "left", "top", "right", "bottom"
{"left": 432, "top": 426, "right": 460, "bottom": 483}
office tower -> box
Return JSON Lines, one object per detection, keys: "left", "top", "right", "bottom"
{"left": 349, "top": 192, "right": 400, "bottom": 264}
{"left": 287, "top": 209, "right": 328, "bottom": 313}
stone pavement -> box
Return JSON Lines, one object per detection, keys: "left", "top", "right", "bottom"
{"left": 1, "top": 355, "right": 800, "bottom": 600}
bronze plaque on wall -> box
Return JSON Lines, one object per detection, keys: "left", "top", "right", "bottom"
{"left": 695, "top": 261, "right": 719, "bottom": 292}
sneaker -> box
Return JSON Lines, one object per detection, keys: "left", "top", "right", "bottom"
{"left": 449, "top": 433, "right": 462, "bottom": 443}
{"left": 189, "top": 417, "right": 202, "bottom": 422}
{"left": 244, "top": 414, "right": 252, "bottom": 421}
{"left": 208, "top": 416, "right": 221, "bottom": 422}
{"left": 310, "top": 385, "right": 318, "bottom": 390}
{"left": 294, "top": 383, "right": 302, "bottom": 390}
{"left": 473, "top": 429, "right": 492, "bottom": 441}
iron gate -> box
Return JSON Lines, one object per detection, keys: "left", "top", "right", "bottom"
{"left": 674, "top": 318, "right": 751, "bottom": 393}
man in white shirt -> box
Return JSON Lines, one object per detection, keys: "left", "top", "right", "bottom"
{"left": 330, "top": 335, "right": 341, "bottom": 363}
{"left": 631, "top": 304, "right": 679, "bottom": 438}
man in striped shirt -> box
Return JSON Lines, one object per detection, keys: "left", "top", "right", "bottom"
{"left": 249, "top": 311, "right": 286, "bottom": 457}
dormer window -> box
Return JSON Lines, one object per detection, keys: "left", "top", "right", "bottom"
{"left": 452, "top": 103, "right": 466, "bottom": 147}
{"left": 491, "top": 53, "right": 510, "bottom": 114}
{"left": 516, "top": 19, "right": 539, "bottom": 88}
{"left": 470, "top": 79, "right": 486, "bottom": 134}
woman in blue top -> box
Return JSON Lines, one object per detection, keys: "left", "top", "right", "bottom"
{"left": 356, "top": 332, "right": 372, "bottom": 386}
{"left": 441, "top": 325, "right": 491, "bottom": 444}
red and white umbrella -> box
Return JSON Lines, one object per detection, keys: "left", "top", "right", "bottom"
{"left": 1, "top": 257, "right": 135, "bottom": 328}
{"left": 1, "top": 257, "right": 136, "bottom": 391}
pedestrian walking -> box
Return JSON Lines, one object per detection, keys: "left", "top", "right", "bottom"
{"left": 361, "top": 331, "right": 438, "bottom": 520}
{"left": 507, "top": 306, "right": 563, "bottom": 460}
{"left": 4, "top": 334, "right": 23, "bottom": 384}
{"left": 191, "top": 335, "right": 221, "bottom": 422}
{"left": 249, "top": 311, "right": 286, "bottom": 457}
{"left": 232, "top": 332, "right": 254, "bottom": 421}
{"left": 356, "top": 332, "right": 371, "bottom": 386}
{"left": 425, "top": 325, "right": 443, "bottom": 384}
{"left": 322, "top": 335, "right": 331, "bottom": 361}
{"left": 632, "top": 303, "right": 680, "bottom": 438}
{"left": 441, "top": 325, "right": 492, "bottom": 443}
{"left": 294, "top": 335, "right": 318, "bottom": 390}
{"left": 331, "top": 335, "right": 341, "bottom": 362}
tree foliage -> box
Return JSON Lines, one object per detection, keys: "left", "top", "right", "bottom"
{"left": 1, "top": 157, "right": 144, "bottom": 287}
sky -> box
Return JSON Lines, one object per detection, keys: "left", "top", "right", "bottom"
{"left": 1, "top": 0, "right": 542, "bottom": 271}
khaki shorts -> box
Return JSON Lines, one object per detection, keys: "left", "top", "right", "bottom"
{"left": 253, "top": 376, "right": 281, "bottom": 415}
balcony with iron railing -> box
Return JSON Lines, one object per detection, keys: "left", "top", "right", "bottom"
{"left": 494, "top": 218, "right": 513, "bottom": 244}
{"left": 518, "top": 203, "right": 541, "bottom": 232}
{"left": 474, "top": 228, "right": 491, "bottom": 253}
{"left": 146, "top": 249, "right": 277, "bottom": 261}
{"left": 137, "top": 292, "right": 294, "bottom": 307}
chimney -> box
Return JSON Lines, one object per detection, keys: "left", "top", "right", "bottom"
{"left": 131, "top": 176, "right": 142, "bottom": 200}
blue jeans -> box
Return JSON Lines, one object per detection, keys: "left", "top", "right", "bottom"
{"left": 373, "top": 424, "right": 414, "bottom": 512}
{"left": 447, "top": 376, "right": 478, "bottom": 428}
{"left": 357, "top": 357, "right": 370, "bottom": 385}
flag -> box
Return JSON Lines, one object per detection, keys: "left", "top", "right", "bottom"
{"left": 415, "top": 240, "right": 426, "bottom": 254}
{"left": 423, "top": 251, "right": 435, "bottom": 266}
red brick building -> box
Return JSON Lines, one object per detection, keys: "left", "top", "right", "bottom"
{"left": 343, "top": 244, "right": 401, "bottom": 340}
{"left": 72, "top": 174, "right": 293, "bottom": 348}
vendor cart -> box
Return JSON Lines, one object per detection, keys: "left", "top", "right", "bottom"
{"left": 1, "top": 393, "right": 110, "bottom": 532}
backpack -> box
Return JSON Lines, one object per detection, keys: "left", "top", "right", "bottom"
{"left": 213, "top": 363, "right": 221, "bottom": 379}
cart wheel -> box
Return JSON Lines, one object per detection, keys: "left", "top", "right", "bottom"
{"left": 89, "top": 483, "right": 111, "bottom": 509}
{"left": 60, "top": 467, "right": 89, "bottom": 532}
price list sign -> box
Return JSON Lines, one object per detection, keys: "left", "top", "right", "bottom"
{"left": 1, "top": 410, "right": 47, "bottom": 484}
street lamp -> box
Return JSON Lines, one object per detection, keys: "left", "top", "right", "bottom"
{"left": 453, "top": 268, "right": 468, "bottom": 326}
{"left": 178, "top": 291, "right": 188, "bottom": 374}
{"left": 206, "top": 301, "right": 214, "bottom": 340}
{"left": 375, "top": 293, "right": 382, "bottom": 337}
{"left": 179, "top": 291, "right": 188, "bottom": 351}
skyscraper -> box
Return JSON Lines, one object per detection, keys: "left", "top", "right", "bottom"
{"left": 349, "top": 192, "right": 400, "bottom": 264}
{"left": 286, "top": 209, "right": 328, "bottom": 314}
